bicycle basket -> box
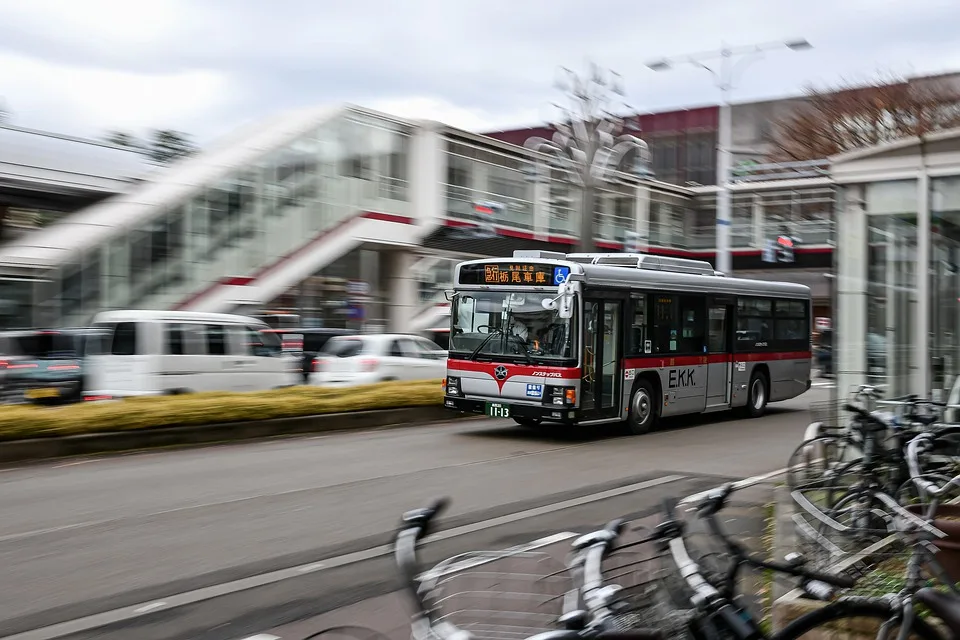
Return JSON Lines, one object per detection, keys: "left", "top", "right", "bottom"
{"left": 600, "top": 526, "right": 697, "bottom": 639}
{"left": 417, "top": 549, "right": 574, "bottom": 640}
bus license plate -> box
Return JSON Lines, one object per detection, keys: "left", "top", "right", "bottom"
{"left": 485, "top": 402, "right": 510, "bottom": 418}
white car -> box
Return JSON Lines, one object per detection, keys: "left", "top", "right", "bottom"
{"left": 310, "top": 334, "right": 447, "bottom": 387}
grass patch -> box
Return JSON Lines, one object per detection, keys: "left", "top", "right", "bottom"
{"left": 758, "top": 501, "right": 776, "bottom": 635}
{"left": 0, "top": 379, "right": 444, "bottom": 441}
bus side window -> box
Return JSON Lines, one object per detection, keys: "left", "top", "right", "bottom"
{"left": 629, "top": 294, "right": 648, "bottom": 354}
{"left": 736, "top": 297, "right": 774, "bottom": 348}
{"left": 653, "top": 296, "right": 676, "bottom": 353}
{"left": 678, "top": 295, "right": 706, "bottom": 354}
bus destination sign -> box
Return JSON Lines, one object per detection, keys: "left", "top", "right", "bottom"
{"left": 459, "top": 263, "right": 567, "bottom": 287}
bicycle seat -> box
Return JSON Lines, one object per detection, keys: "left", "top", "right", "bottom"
{"left": 916, "top": 587, "right": 960, "bottom": 634}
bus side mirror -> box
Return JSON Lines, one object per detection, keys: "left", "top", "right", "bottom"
{"left": 542, "top": 294, "right": 573, "bottom": 319}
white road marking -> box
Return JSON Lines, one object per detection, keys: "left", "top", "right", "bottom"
{"left": 296, "top": 562, "right": 325, "bottom": 573}
{"left": 416, "top": 531, "right": 578, "bottom": 581}
{"left": 679, "top": 466, "right": 788, "bottom": 506}
{"left": 238, "top": 636, "right": 280, "bottom": 640}
{"left": 2, "top": 474, "right": 685, "bottom": 640}
{"left": 132, "top": 602, "right": 166, "bottom": 614}
{"left": 51, "top": 459, "right": 100, "bottom": 469}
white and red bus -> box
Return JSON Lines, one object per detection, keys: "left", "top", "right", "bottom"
{"left": 443, "top": 250, "right": 811, "bottom": 434}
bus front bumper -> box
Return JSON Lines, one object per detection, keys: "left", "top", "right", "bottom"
{"left": 444, "top": 396, "right": 577, "bottom": 423}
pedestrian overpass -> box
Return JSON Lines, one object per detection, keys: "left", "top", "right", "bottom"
{"left": 0, "top": 104, "right": 836, "bottom": 331}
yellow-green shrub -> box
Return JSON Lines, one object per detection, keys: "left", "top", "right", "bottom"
{"left": 0, "top": 379, "right": 444, "bottom": 441}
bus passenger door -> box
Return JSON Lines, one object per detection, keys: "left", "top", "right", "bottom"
{"left": 706, "top": 300, "right": 733, "bottom": 409}
{"left": 580, "top": 298, "right": 622, "bottom": 420}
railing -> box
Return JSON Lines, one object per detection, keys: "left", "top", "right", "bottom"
{"left": 731, "top": 159, "right": 831, "bottom": 183}
{"left": 444, "top": 184, "right": 535, "bottom": 230}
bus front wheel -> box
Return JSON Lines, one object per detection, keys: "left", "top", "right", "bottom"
{"left": 746, "top": 371, "right": 769, "bottom": 418}
{"left": 626, "top": 380, "right": 657, "bottom": 435}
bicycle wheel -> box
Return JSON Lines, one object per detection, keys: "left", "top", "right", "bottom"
{"left": 775, "top": 598, "right": 943, "bottom": 639}
{"left": 785, "top": 435, "right": 860, "bottom": 494}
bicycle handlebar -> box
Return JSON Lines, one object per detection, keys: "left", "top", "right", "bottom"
{"left": 907, "top": 429, "right": 960, "bottom": 501}
{"left": 394, "top": 498, "right": 449, "bottom": 617}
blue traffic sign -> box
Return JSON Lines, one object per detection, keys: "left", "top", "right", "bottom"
{"left": 553, "top": 266, "right": 571, "bottom": 285}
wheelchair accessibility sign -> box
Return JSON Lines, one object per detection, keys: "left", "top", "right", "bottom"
{"left": 552, "top": 266, "right": 571, "bottom": 285}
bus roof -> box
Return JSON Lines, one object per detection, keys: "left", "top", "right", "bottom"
{"left": 454, "top": 251, "right": 811, "bottom": 299}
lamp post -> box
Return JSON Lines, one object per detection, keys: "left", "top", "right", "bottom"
{"left": 524, "top": 63, "right": 652, "bottom": 254}
{"left": 645, "top": 39, "right": 812, "bottom": 274}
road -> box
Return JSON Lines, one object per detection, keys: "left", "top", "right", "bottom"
{"left": 0, "top": 387, "right": 828, "bottom": 640}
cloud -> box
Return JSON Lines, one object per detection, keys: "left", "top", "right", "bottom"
{"left": 0, "top": 52, "right": 229, "bottom": 138}
{"left": 0, "top": 0, "right": 959, "bottom": 143}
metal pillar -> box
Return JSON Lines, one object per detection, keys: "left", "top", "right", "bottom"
{"left": 716, "top": 100, "right": 733, "bottom": 273}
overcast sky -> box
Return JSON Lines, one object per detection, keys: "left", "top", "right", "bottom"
{"left": 1, "top": 0, "right": 958, "bottom": 145}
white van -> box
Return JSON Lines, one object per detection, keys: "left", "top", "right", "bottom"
{"left": 84, "top": 310, "right": 299, "bottom": 399}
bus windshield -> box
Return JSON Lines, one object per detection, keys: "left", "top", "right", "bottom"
{"left": 450, "top": 291, "right": 575, "bottom": 362}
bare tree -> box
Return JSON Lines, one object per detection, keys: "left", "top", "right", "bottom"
{"left": 769, "top": 73, "right": 960, "bottom": 162}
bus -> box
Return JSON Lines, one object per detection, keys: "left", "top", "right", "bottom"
{"left": 443, "top": 250, "right": 811, "bottom": 434}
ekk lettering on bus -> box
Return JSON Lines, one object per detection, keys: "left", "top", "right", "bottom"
{"left": 668, "top": 368, "right": 696, "bottom": 389}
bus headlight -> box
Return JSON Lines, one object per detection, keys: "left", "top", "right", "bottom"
{"left": 446, "top": 376, "right": 461, "bottom": 396}
{"left": 545, "top": 386, "right": 576, "bottom": 406}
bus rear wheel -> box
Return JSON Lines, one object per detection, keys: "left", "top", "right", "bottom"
{"left": 746, "top": 371, "right": 769, "bottom": 418}
{"left": 626, "top": 380, "right": 657, "bottom": 435}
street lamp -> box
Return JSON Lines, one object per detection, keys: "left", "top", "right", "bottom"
{"left": 646, "top": 38, "right": 812, "bottom": 274}
{"left": 524, "top": 63, "right": 653, "bottom": 254}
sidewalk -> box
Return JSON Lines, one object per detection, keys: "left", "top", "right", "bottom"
{"left": 251, "top": 483, "right": 775, "bottom": 640}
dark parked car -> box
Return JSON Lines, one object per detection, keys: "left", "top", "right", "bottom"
{"left": 264, "top": 328, "right": 354, "bottom": 383}
{"left": 815, "top": 328, "right": 886, "bottom": 381}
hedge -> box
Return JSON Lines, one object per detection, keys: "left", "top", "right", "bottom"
{"left": 0, "top": 379, "right": 444, "bottom": 441}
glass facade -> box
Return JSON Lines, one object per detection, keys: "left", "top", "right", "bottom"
{"left": 932, "top": 176, "right": 960, "bottom": 395}
{"left": 0, "top": 109, "right": 413, "bottom": 329}
{"left": 864, "top": 181, "right": 918, "bottom": 395}
{"left": 261, "top": 248, "right": 388, "bottom": 331}
{"left": 837, "top": 146, "right": 960, "bottom": 400}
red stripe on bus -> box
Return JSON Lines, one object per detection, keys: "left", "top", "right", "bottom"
{"left": 738, "top": 351, "right": 812, "bottom": 362}
{"left": 623, "top": 355, "right": 728, "bottom": 368}
{"left": 447, "top": 359, "right": 580, "bottom": 376}
{"left": 623, "top": 351, "right": 810, "bottom": 369}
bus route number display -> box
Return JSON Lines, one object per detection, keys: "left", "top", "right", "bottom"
{"left": 459, "top": 263, "right": 566, "bottom": 286}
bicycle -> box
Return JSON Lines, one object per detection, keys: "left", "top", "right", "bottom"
{"left": 393, "top": 499, "right": 663, "bottom": 640}
{"left": 792, "top": 402, "right": 960, "bottom": 565}
{"left": 787, "top": 386, "right": 949, "bottom": 503}
{"left": 662, "top": 483, "right": 952, "bottom": 639}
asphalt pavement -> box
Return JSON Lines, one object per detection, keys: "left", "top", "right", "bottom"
{"left": 0, "top": 387, "right": 828, "bottom": 640}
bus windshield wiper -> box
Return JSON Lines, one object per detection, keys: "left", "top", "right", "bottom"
{"left": 507, "top": 333, "right": 533, "bottom": 364}
{"left": 469, "top": 327, "right": 504, "bottom": 360}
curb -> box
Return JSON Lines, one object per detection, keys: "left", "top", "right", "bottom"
{"left": 0, "top": 406, "right": 478, "bottom": 464}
